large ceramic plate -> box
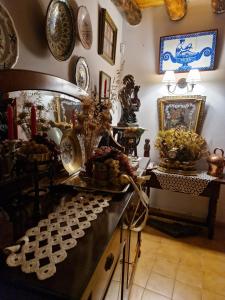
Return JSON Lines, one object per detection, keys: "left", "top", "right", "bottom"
{"left": 0, "top": 3, "right": 18, "bottom": 69}
{"left": 74, "top": 57, "right": 90, "bottom": 91}
{"left": 46, "top": 0, "right": 75, "bottom": 61}
{"left": 77, "top": 6, "right": 92, "bottom": 49}
{"left": 60, "top": 129, "right": 82, "bottom": 175}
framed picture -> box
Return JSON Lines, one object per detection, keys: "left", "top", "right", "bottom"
{"left": 99, "top": 71, "right": 111, "bottom": 101}
{"left": 98, "top": 8, "right": 117, "bottom": 65}
{"left": 157, "top": 95, "right": 206, "bottom": 133}
{"left": 159, "top": 30, "right": 217, "bottom": 73}
{"left": 55, "top": 97, "right": 81, "bottom": 124}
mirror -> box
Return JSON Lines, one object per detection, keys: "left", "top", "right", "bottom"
{"left": 0, "top": 69, "right": 87, "bottom": 142}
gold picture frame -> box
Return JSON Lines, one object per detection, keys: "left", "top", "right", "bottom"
{"left": 157, "top": 95, "right": 206, "bottom": 133}
{"left": 98, "top": 8, "right": 117, "bottom": 65}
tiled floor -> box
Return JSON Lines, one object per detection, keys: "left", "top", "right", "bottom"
{"left": 107, "top": 223, "right": 225, "bottom": 300}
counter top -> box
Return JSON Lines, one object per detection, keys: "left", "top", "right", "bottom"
{"left": 0, "top": 157, "right": 150, "bottom": 300}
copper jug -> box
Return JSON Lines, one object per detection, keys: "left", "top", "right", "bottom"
{"left": 207, "top": 148, "right": 225, "bottom": 178}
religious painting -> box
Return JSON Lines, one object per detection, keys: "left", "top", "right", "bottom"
{"left": 157, "top": 95, "right": 206, "bottom": 133}
{"left": 98, "top": 8, "right": 117, "bottom": 65}
{"left": 99, "top": 71, "right": 111, "bottom": 101}
{"left": 159, "top": 30, "right": 217, "bottom": 73}
{"left": 55, "top": 97, "right": 81, "bottom": 125}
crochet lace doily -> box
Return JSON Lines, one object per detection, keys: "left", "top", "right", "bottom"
{"left": 153, "top": 169, "right": 215, "bottom": 196}
{"left": 6, "top": 192, "right": 111, "bottom": 280}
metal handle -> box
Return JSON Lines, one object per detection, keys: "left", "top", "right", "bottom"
{"left": 214, "top": 148, "right": 224, "bottom": 157}
{"left": 104, "top": 253, "right": 114, "bottom": 271}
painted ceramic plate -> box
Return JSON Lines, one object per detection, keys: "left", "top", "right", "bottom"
{"left": 46, "top": 0, "right": 75, "bottom": 61}
{"left": 0, "top": 3, "right": 18, "bottom": 69}
{"left": 74, "top": 57, "right": 90, "bottom": 92}
{"left": 60, "top": 129, "right": 82, "bottom": 175}
{"left": 77, "top": 6, "right": 92, "bottom": 49}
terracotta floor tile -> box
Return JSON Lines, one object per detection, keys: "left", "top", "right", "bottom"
{"left": 142, "top": 289, "right": 171, "bottom": 300}
{"left": 156, "top": 245, "right": 181, "bottom": 263}
{"left": 129, "top": 284, "right": 144, "bottom": 300}
{"left": 180, "top": 251, "right": 202, "bottom": 269}
{"left": 172, "top": 281, "right": 202, "bottom": 300}
{"left": 176, "top": 264, "right": 203, "bottom": 288}
{"left": 133, "top": 261, "right": 152, "bottom": 288}
{"left": 104, "top": 280, "right": 120, "bottom": 300}
{"left": 152, "top": 257, "right": 178, "bottom": 279}
{"left": 203, "top": 271, "right": 225, "bottom": 297}
{"left": 146, "top": 272, "right": 174, "bottom": 298}
{"left": 202, "top": 290, "right": 225, "bottom": 300}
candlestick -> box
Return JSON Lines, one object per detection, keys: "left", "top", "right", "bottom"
{"left": 7, "top": 104, "right": 14, "bottom": 140}
{"left": 31, "top": 105, "right": 37, "bottom": 137}
{"left": 104, "top": 79, "right": 107, "bottom": 98}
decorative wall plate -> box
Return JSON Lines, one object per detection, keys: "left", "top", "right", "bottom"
{"left": 0, "top": 3, "right": 18, "bottom": 69}
{"left": 60, "top": 129, "right": 82, "bottom": 175}
{"left": 46, "top": 0, "right": 75, "bottom": 61}
{"left": 77, "top": 6, "right": 92, "bottom": 49}
{"left": 74, "top": 57, "right": 90, "bottom": 91}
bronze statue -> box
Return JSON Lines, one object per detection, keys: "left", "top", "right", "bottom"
{"left": 118, "top": 74, "right": 141, "bottom": 126}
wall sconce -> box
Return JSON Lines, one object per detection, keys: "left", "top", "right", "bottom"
{"left": 162, "top": 69, "right": 201, "bottom": 93}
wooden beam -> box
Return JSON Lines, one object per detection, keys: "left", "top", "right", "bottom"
{"left": 135, "top": 0, "right": 164, "bottom": 8}
{"left": 164, "top": 0, "right": 187, "bottom": 21}
{"left": 111, "top": 0, "right": 142, "bottom": 25}
{"left": 212, "top": 0, "right": 225, "bottom": 13}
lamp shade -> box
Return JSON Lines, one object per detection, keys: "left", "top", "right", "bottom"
{"left": 186, "top": 69, "right": 201, "bottom": 84}
{"left": 162, "top": 70, "right": 176, "bottom": 84}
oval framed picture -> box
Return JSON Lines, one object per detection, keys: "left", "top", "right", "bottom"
{"left": 46, "top": 0, "right": 75, "bottom": 61}
{"left": 77, "top": 6, "right": 93, "bottom": 49}
{"left": 74, "top": 57, "right": 90, "bottom": 92}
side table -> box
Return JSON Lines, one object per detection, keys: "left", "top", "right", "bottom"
{"left": 146, "top": 169, "right": 225, "bottom": 239}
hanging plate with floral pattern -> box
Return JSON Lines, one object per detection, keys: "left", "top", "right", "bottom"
{"left": 0, "top": 3, "right": 18, "bottom": 69}
{"left": 74, "top": 57, "right": 90, "bottom": 92}
{"left": 46, "top": 0, "right": 75, "bottom": 61}
{"left": 77, "top": 6, "right": 93, "bottom": 49}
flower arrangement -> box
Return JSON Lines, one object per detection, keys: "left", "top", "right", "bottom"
{"left": 155, "top": 128, "right": 207, "bottom": 173}
{"left": 74, "top": 96, "right": 112, "bottom": 161}
{"left": 155, "top": 128, "right": 207, "bottom": 162}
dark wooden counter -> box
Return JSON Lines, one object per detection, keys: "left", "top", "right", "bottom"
{"left": 0, "top": 158, "right": 150, "bottom": 300}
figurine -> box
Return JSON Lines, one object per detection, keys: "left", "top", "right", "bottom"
{"left": 144, "top": 138, "right": 150, "bottom": 157}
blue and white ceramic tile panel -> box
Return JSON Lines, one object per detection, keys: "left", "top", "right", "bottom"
{"left": 159, "top": 30, "right": 217, "bottom": 73}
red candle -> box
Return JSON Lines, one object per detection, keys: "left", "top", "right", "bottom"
{"left": 7, "top": 104, "right": 14, "bottom": 140}
{"left": 31, "top": 105, "right": 37, "bottom": 137}
{"left": 104, "top": 79, "right": 107, "bottom": 98}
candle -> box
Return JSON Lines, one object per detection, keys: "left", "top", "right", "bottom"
{"left": 7, "top": 104, "right": 14, "bottom": 140}
{"left": 104, "top": 79, "right": 107, "bottom": 98}
{"left": 31, "top": 105, "right": 37, "bottom": 137}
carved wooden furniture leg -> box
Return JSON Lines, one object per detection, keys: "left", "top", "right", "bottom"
{"left": 207, "top": 181, "right": 220, "bottom": 239}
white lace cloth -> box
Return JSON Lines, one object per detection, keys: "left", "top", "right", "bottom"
{"left": 153, "top": 169, "right": 215, "bottom": 196}
{"left": 5, "top": 192, "right": 111, "bottom": 280}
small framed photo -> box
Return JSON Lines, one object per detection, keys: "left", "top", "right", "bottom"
{"left": 98, "top": 8, "right": 117, "bottom": 65}
{"left": 159, "top": 30, "right": 217, "bottom": 73}
{"left": 99, "top": 71, "right": 111, "bottom": 101}
{"left": 55, "top": 97, "right": 81, "bottom": 124}
{"left": 157, "top": 95, "right": 206, "bottom": 133}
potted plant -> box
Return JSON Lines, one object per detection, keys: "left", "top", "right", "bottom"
{"left": 155, "top": 128, "right": 207, "bottom": 174}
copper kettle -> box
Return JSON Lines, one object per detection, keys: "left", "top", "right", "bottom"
{"left": 207, "top": 148, "right": 225, "bottom": 178}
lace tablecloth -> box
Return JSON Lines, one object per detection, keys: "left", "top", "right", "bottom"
{"left": 5, "top": 192, "right": 111, "bottom": 280}
{"left": 153, "top": 169, "right": 215, "bottom": 196}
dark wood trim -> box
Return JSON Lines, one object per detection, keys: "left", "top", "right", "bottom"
{"left": 0, "top": 69, "right": 87, "bottom": 99}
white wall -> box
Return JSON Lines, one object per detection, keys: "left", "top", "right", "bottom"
{"left": 123, "top": 0, "right": 225, "bottom": 223}
{"left": 1, "top": 0, "right": 123, "bottom": 123}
